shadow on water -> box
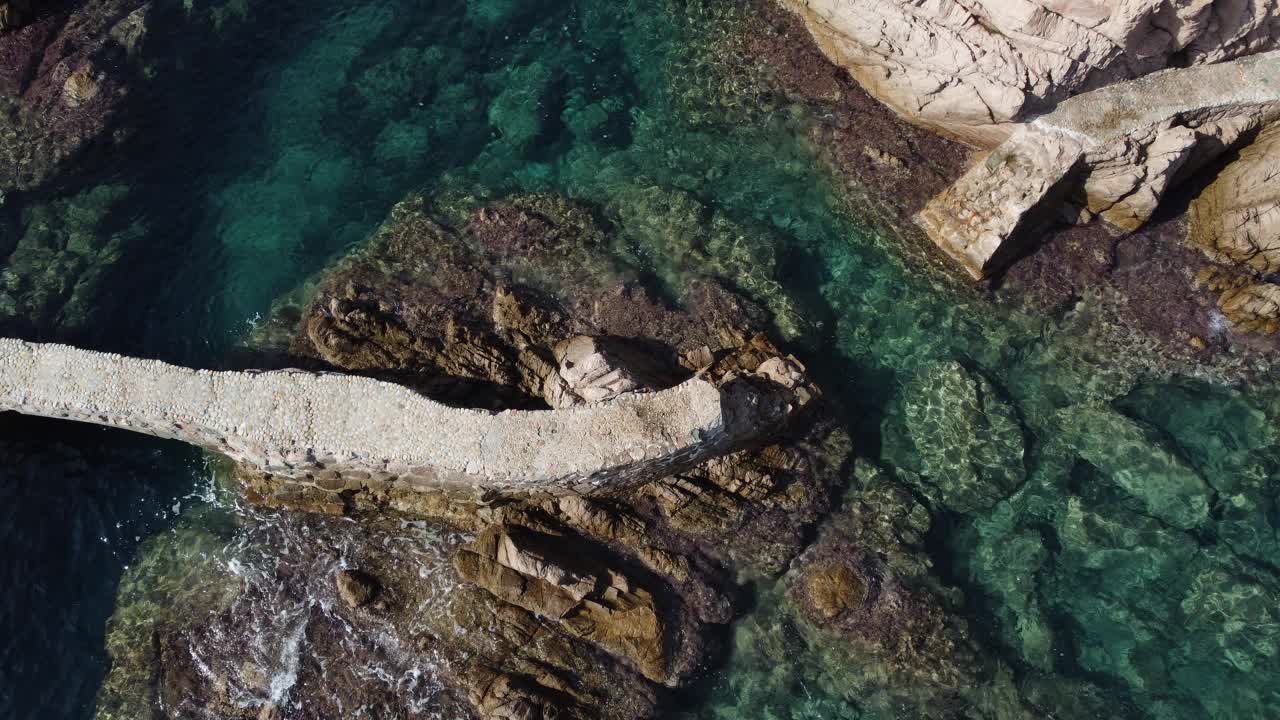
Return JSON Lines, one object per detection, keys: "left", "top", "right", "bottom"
{"left": 0, "top": 415, "right": 206, "bottom": 719}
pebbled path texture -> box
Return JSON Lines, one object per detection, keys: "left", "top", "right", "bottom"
{"left": 0, "top": 338, "right": 799, "bottom": 494}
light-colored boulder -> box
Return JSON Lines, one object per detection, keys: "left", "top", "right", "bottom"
{"left": 542, "top": 335, "right": 663, "bottom": 408}
{"left": 1190, "top": 124, "right": 1280, "bottom": 274}
{"left": 919, "top": 52, "right": 1280, "bottom": 278}
{"left": 917, "top": 125, "right": 1086, "bottom": 278}
{"left": 781, "top": 0, "right": 1280, "bottom": 146}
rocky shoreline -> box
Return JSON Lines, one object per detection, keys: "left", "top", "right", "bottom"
{"left": 750, "top": 0, "right": 1280, "bottom": 371}
{"left": 3, "top": 1, "right": 1280, "bottom": 719}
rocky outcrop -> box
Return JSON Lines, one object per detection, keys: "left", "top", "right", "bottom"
{"left": 918, "top": 51, "right": 1280, "bottom": 279}
{"left": 0, "top": 0, "right": 151, "bottom": 192}
{"left": 780, "top": 0, "right": 1280, "bottom": 146}
{"left": 1197, "top": 267, "right": 1280, "bottom": 335}
{"left": 132, "top": 191, "right": 849, "bottom": 720}
{"left": 1190, "top": 124, "right": 1280, "bottom": 275}
{"left": 0, "top": 0, "right": 32, "bottom": 32}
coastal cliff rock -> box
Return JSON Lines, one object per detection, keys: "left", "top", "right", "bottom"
{"left": 918, "top": 51, "right": 1280, "bottom": 279}
{"left": 1190, "top": 124, "right": 1280, "bottom": 276}
{"left": 780, "top": 0, "right": 1280, "bottom": 146}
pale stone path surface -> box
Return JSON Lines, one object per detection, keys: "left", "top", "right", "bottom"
{"left": 0, "top": 338, "right": 784, "bottom": 493}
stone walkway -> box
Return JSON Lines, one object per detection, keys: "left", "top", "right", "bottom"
{"left": 0, "top": 338, "right": 779, "bottom": 494}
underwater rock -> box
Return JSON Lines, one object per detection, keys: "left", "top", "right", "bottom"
{"left": 0, "top": 183, "right": 137, "bottom": 332}
{"left": 610, "top": 183, "right": 808, "bottom": 343}
{"left": 883, "top": 360, "right": 1026, "bottom": 514}
{"left": 780, "top": 461, "right": 1020, "bottom": 716}
{"left": 1057, "top": 403, "right": 1211, "bottom": 529}
{"left": 0, "top": 0, "right": 152, "bottom": 193}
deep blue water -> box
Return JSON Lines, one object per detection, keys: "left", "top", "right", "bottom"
{"left": 2, "top": 0, "right": 1279, "bottom": 718}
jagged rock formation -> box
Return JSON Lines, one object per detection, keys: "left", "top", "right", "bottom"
{"left": 1190, "top": 124, "right": 1280, "bottom": 274}
{"left": 1197, "top": 267, "right": 1280, "bottom": 335}
{"left": 780, "top": 0, "right": 1280, "bottom": 146}
{"left": 917, "top": 51, "right": 1280, "bottom": 279}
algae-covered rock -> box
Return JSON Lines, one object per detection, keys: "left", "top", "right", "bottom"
{"left": 0, "top": 184, "right": 138, "bottom": 332}
{"left": 1056, "top": 404, "right": 1211, "bottom": 529}
{"left": 883, "top": 360, "right": 1026, "bottom": 514}
{"left": 610, "top": 184, "right": 808, "bottom": 343}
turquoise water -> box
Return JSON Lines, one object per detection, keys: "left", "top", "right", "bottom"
{"left": 2, "top": 0, "right": 1280, "bottom": 718}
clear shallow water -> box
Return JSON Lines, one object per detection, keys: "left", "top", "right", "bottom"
{"left": 2, "top": 0, "right": 1279, "bottom": 718}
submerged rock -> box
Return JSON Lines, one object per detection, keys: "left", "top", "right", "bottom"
{"left": 0, "top": 0, "right": 151, "bottom": 193}
{"left": 883, "top": 360, "right": 1026, "bottom": 514}
{"left": 1057, "top": 403, "right": 1211, "bottom": 529}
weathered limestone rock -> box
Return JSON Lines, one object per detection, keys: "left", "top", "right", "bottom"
{"left": 781, "top": 0, "right": 1280, "bottom": 146}
{"left": 919, "top": 52, "right": 1280, "bottom": 278}
{"left": 1190, "top": 124, "right": 1280, "bottom": 275}
{"left": 917, "top": 125, "right": 1086, "bottom": 278}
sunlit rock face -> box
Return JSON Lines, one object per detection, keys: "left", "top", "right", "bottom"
{"left": 780, "top": 0, "right": 1280, "bottom": 146}
{"left": 1191, "top": 124, "right": 1280, "bottom": 277}
{"left": 917, "top": 51, "right": 1280, "bottom": 279}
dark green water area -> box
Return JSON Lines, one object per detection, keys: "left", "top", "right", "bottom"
{"left": 2, "top": 0, "right": 1279, "bottom": 718}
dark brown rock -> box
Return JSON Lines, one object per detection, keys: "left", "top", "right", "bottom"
{"left": 1, "top": 0, "right": 150, "bottom": 192}
{"left": 335, "top": 568, "right": 378, "bottom": 608}
{"left": 223, "top": 191, "right": 852, "bottom": 718}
